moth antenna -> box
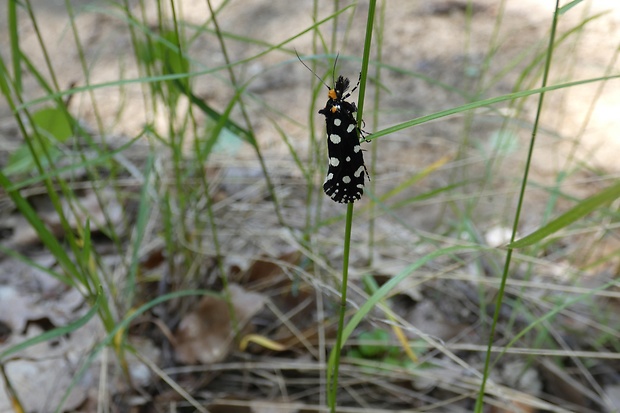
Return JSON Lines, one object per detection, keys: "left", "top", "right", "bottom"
{"left": 295, "top": 50, "right": 330, "bottom": 90}
{"left": 332, "top": 52, "right": 340, "bottom": 89}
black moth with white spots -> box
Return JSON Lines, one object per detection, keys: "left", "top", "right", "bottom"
{"left": 319, "top": 75, "right": 368, "bottom": 203}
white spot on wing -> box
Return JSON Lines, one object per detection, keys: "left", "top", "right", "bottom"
{"left": 334, "top": 118, "right": 341, "bottom": 126}
{"left": 354, "top": 165, "right": 365, "bottom": 178}
{"left": 346, "top": 156, "right": 351, "bottom": 162}
{"left": 342, "top": 176, "right": 351, "bottom": 183}
{"left": 330, "top": 157, "right": 340, "bottom": 167}
{"left": 330, "top": 134, "right": 341, "bottom": 144}
{"left": 353, "top": 145, "right": 361, "bottom": 153}
{"left": 325, "top": 173, "right": 333, "bottom": 182}
{"left": 346, "top": 124, "right": 355, "bottom": 133}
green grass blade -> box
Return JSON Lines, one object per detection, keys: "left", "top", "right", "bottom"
{"left": 509, "top": 180, "right": 620, "bottom": 248}
{"left": 0, "top": 171, "right": 82, "bottom": 286}
{"left": 8, "top": 0, "right": 21, "bottom": 94}
{"left": 559, "top": 0, "right": 585, "bottom": 15}
{"left": 327, "top": 245, "right": 478, "bottom": 375}
{"left": 369, "top": 74, "right": 620, "bottom": 141}
{"left": 327, "top": 1, "right": 377, "bottom": 409}
{"left": 5, "top": 134, "right": 141, "bottom": 191}
{"left": 177, "top": 79, "right": 254, "bottom": 146}
{"left": 124, "top": 153, "right": 154, "bottom": 305}
{"left": 16, "top": 6, "right": 356, "bottom": 112}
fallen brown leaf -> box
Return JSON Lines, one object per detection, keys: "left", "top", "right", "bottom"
{"left": 174, "top": 284, "right": 265, "bottom": 364}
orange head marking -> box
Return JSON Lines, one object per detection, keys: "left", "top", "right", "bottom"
{"left": 331, "top": 105, "right": 339, "bottom": 113}
{"left": 328, "top": 88, "right": 338, "bottom": 100}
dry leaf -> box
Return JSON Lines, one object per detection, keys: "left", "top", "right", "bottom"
{"left": 174, "top": 284, "right": 265, "bottom": 364}
{"left": 0, "top": 318, "right": 102, "bottom": 412}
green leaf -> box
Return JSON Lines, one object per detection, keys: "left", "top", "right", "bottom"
{"left": 509, "top": 181, "right": 620, "bottom": 248}
{"left": 31, "top": 107, "right": 74, "bottom": 142}
{"left": 358, "top": 329, "right": 391, "bottom": 357}
{"left": 3, "top": 140, "right": 62, "bottom": 177}
{"left": 4, "top": 143, "right": 42, "bottom": 176}
{"left": 3, "top": 107, "right": 74, "bottom": 176}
